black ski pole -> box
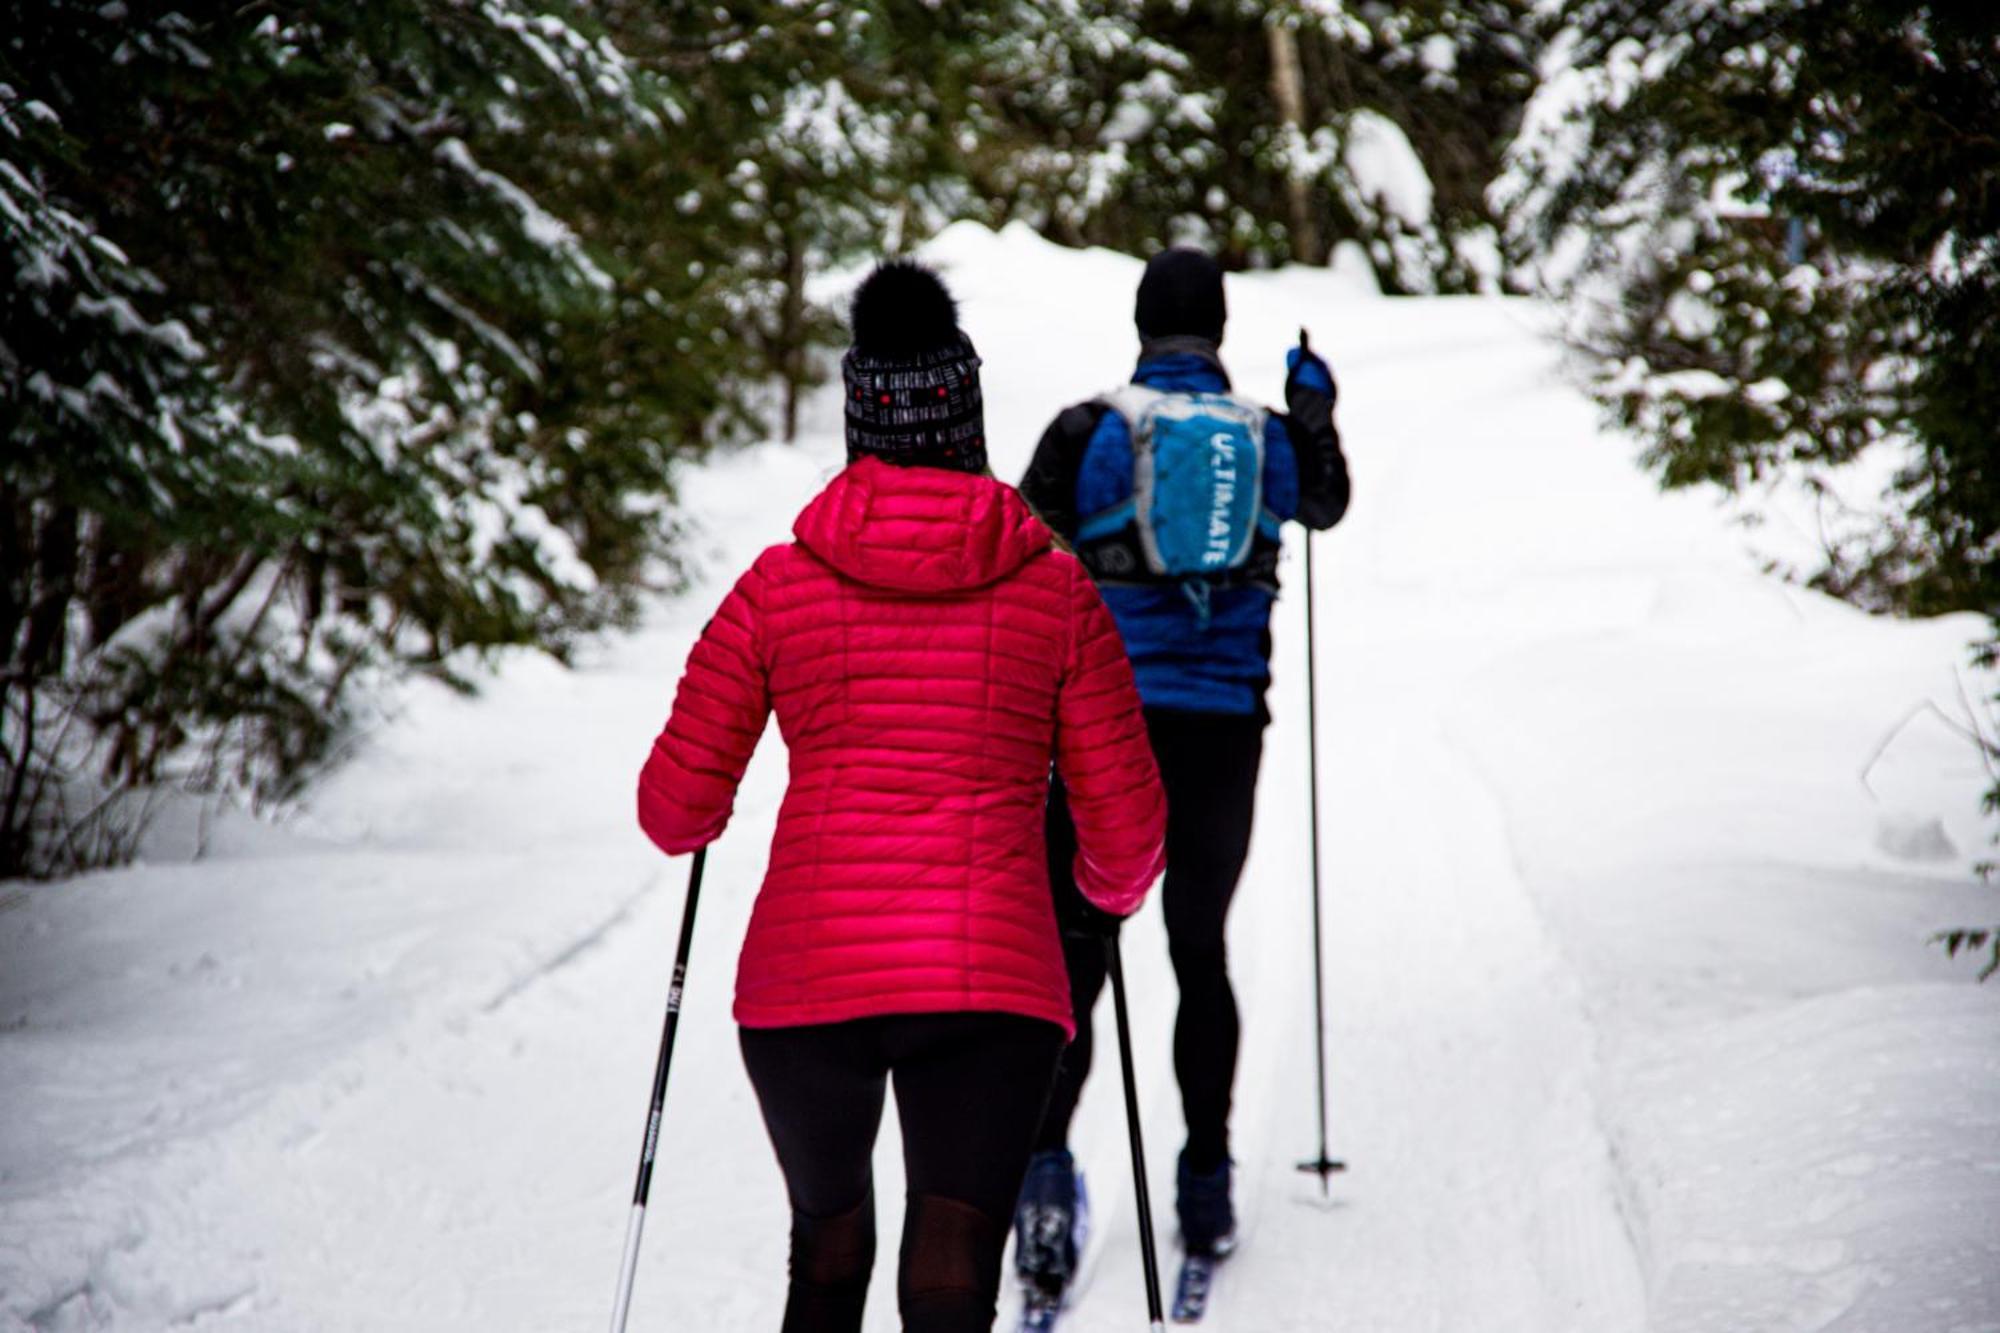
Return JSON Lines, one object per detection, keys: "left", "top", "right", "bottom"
{"left": 609, "top": 846, "right": 708, "bottom": 1333}
{"left": 1106, "top": 931, "right": 1167, "bottom": 1332}
{"left": 1296, "top": 530, "right": 1347, "bottom": 1192}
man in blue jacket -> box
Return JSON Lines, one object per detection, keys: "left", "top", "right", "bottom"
{"left": 1013, "top": 247, "right": 1350, "bottom": 1304}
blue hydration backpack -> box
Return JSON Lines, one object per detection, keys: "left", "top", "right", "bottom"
{"left": 1078, "top": 385, "right": 1275, "bottom": 587}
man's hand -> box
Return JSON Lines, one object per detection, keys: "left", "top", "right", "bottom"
{"left": 1285, "top": 327, "right": 1336, "bottom": 404}
{"left": 1283, "top": 326, "right": 1351, "bottom": 530}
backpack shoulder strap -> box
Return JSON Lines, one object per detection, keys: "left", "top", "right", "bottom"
{"left": 1097, "top": 383, "right": 1168, "bottom": 435}
{"left": 1071, "top": 385, "right": 1161, "bottom": 575}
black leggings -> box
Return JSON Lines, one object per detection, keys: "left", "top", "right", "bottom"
{"left": 1038, "top": 707, "right": 1264, "bottom": 1173}
{"left": 740, "top": 1012, "right": 1065, "bottom": 1333}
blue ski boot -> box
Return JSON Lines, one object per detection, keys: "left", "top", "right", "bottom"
{"left": 1014, "top": 1148, "right": 1089, "bottom": 1326}
{"left": 1171, "top": 1153, "right": 1235, "bottom": 1322}
{"left": 1175, "top": 1152, "right": 1235, "bottom": 1258}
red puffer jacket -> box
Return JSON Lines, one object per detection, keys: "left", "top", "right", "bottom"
{"left": 638, "top": 457, "right": 1166, "bottom": 1037}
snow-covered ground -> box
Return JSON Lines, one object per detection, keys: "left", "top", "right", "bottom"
{"left": 4, "top": 223, "right": 1995, "bottom": 1333}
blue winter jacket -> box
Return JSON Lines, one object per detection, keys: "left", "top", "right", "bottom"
{"left": 1020, "top": 342, "right": 1350, "bottom": 716}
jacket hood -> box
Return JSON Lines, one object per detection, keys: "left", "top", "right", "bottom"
{"left": 794, "top": 457, "right": 1052, "bottom": 594}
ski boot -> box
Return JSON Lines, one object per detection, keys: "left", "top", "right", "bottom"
{"left": 1171, "top": 1153, "right": 1235, "bottom": 1323}
{"left": 1014, "top": 1148, "right": 1089, "bottom": 1329}
{"left": 1175, "top": 1151, "right": 1235, "bottom": 1257}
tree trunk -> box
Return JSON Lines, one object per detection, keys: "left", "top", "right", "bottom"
{"left": 780, "top": 221, "right": 807, "bottom": 445}
{"left": 20, "top": 503, "right": 78, "bottom": 682}
{"left": 1267, "top": 21, "right": 1322, "bottom": 265}
{"left": 1, "top": 686, "right": 35, "bottom": 879}
{"left": 0, "top": 481, "right": 23, "bottom": 671}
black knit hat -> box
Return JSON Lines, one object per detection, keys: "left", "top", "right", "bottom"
{"left": 1134, "top": 247, "right": 1227, "bottom": 345}
{"left": 841, "top": 260, "right": 986, "bottom": 474}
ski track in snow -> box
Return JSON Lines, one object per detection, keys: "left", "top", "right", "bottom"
{"left": 4, "top": 224, "right": 1996, "bottom": 1333}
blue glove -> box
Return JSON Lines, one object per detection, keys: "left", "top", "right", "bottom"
{"left": 1286, "top": 342, "right": 1334, "bottom": 397}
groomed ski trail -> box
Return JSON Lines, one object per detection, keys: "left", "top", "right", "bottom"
{"left": 1015, "top": 251, "right": 1652, "bottom": 1333}
{"left": 26, "top": 223, "right": 1991, "bottom": 1332}
{"left": 1, "top": 228, "right": 1653, "bottom": 1333}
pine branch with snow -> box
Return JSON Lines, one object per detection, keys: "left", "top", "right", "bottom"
{"left": 0, "top": 2, "right": 725, "bottom": 876}
{"left": 1497, "top": 0, "right": 2000, "bottom": 861}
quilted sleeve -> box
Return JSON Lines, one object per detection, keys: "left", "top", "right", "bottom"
{"left": 636, "top": 557, "right": 773, "bottom": 855}
{"left": 1054, "top": 561, "right": 1166, "bottom": 915}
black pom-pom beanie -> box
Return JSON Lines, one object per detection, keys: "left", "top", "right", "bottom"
{"left": 841, "top": 260, "right": 986, "bottom": 474}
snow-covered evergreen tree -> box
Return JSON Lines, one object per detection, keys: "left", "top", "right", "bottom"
{"left": 944, "top": 0, "right": 1541, "bottom": 292}
{"left": 1, "top": 3, "right": 708, "bottom": 875}
{"left": 1503, "top": 1, "right": 1997, "bottom": 613}
{"left": 1498, "top": 0, "right": 2000, "bottom": 921}
{"left": 667, "top": 3, "right": 919, "bottom": 440}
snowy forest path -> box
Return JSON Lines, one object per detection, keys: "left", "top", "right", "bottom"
{"left": 8, "top": 228, "right": 1881, "bottom": 1333}
{"left": 0, "top": 233, "right": 1656, "bottom": 1320}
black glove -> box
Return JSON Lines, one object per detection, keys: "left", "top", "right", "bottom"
{"left": 1058, "top": 892, "right": 1124, "bottom": 941}
{"left": 1052, "top": 860, "right": 1125, "bottom": 939}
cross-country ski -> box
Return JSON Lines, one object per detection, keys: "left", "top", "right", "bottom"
{"left": 1018, "top": 1288, "right": 1064, "bottom": 1333}
{"left": 1170, "top": 1254, "right": 1219, "bottom": 1324}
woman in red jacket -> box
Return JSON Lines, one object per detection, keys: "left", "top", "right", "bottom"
{"left": 637, "top": 261, "right": 1166, "bottom": 1333}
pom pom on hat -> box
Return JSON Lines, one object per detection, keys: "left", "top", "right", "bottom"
{"left": 849, "top": 259, "right": 963, "bottom": 360}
